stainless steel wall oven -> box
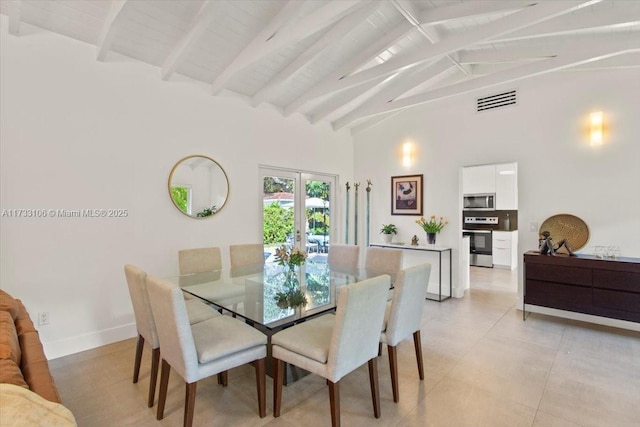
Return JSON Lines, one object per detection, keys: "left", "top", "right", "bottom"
{"left": 463, "top": 230, "right": 493, "bottom": 267}
{"left": 463, "top": 215, "right": 498, "bottom": 268}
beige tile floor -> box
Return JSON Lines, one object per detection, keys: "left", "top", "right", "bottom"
{"left": 49, "top": 267, "right": 640, "bottom": 427}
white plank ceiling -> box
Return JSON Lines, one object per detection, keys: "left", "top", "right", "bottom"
{"left": 2, "top": 0, "right": 639, "bottom": 134}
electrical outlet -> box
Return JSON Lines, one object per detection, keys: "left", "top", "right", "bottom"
{"left": 38, "top": 312, "right": 49, "bottom": 326}
{"left": 529, "top": 222, "right": 539, "bottom": 232}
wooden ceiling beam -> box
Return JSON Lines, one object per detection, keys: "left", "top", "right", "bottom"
{"left": 96, "top": 0, "right": 128, "bottom": 61}
{"left": 308, "top": 74, "right": 392, "bottom": 124}
{"left": 342, "top": 37, "right": 639, "bottom": 122}
{"left": 284, "top": 0, "right": 601, "bottom": 110}
{"left": 8, "top": 0, "right": 22, "bottom": 36}
{"left": 283, "top": 20, "right": 413, "bottom": 116}
{"left": 349, "top": 111, "right": 404, "bottom": 135}
{"left": 461, "top": 32, "right": 638, "bottom": 64}
{"left": 487, "top": 2, "right": 640, "bottom": 43}
{"left": 161, "top": 1, "right": 216, "bottom": 81}
{"left": 416, "top": 0, "right": 535, "bottom": 26}
{"left": 251, "top": 2, "right": 380, "bottom": 107}
{"left": 210, "top": 0, "right": 370, "bottom": 95}
{"left": 332, "top": 58, "right": 453, "bottom": 130}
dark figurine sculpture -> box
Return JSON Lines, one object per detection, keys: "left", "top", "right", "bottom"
{"left": 538, "top": 230, "right": 575, "bottom": 256}
{"left": 411, "top": 235, "right": 419, "bottom": 246}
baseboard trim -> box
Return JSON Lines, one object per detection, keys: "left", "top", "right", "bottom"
{"left": 523, "top": 304, "right": 640, "bottom": 332}
{"left": 453, "top": 286, "right": 465, "bottom": 298}
{"left": 44, "top": 323, "right": 137, "bottom": 360}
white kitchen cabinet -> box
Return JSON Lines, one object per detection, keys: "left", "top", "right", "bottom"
{"left": 492, "top": 231, "right": 518, "bottom": 270}
{"left": 462, "top": 164, "right": 496, "bottom": 194}
{"left": 496, "top": 162, "right": 518, "bottom": 210}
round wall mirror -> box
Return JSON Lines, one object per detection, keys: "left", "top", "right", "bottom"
{"left": 168, "top": 155, "right": 229, "bottom": 218}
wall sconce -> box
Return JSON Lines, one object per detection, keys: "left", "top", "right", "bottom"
{"left": 402, "top": 142, "right": 412, "bottom": 167}
{"left": 590, "top": 111, "right": 603, "bottom": 146}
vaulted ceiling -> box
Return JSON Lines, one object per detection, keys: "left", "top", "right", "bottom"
{"left": 2, "top": 0, "right": 639, "bottom": 134}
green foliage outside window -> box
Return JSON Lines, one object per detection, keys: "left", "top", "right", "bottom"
{"left": 308, "top": 210, "right": 329, "bottom": 235}
{"left": 171, "top": 187, "right": 189, "bottom": 213}
{"left": 263, "top": 203, "right": 294, "bottom": 244}
{"left": 306, "top": 181, "right": 329, "bottom": 199}
{"left": 263, "top": 177, "right": 294, "bottom": 194}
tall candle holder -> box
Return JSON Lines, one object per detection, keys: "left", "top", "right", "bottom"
{"left": 354, "top": 182, "right": 360, "bottom": 245}
{"left": 365, "top": 179, "right": 372, "bottom": 247}
{"left": 345, "top": 182, "right": 350, "bottom": 244}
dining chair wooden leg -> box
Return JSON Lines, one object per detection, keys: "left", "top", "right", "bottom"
{"left": 413, "top": 330, "right": 424, "bottom": 380}
{"left": 273, "top": 358, "right": 284, "bottom": 417}
{"left": 148, "top": 347, "right": 160, "bottom": 407}
{"left": 217, "top": 371, "right": 228, "bottom": 386}
{"left": 387, "top": 344, "right": 399, "bottom": 403}
{"left": 184, "top": 382, "right": 197, "bottom": 427}
{"left": 157, "top": 359, "right": 171, "bottom": 420}
{"left": 328, "top": 380, "right": 341, "bottom": 427}
{"left": 255, "top": 358, "right": 266, "bottom": 418}
{"left": 368, "top": 358, "right": 381, "bottom": 418}
{"left": 133, "top": 334, "right": 144, "bottom": 383}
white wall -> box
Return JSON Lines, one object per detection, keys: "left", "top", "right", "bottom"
{"left": 0, "top": 19, "right": 354, "bottom": 359}
{"left": 354, "top": 67, "right": 640, "bottom": 302}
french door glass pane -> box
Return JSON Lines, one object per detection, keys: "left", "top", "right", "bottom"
{"left": 304, "top": 177, "right": 331, "bottom": 260}
{"left": 261, "top": 168, "right": 335, "bottom": 265}
{"left": 262, "top": 173, "right": 296, "bottom": 263}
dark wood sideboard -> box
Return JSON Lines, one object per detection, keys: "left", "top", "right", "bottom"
{"left": 523, "top": 251, "right": 640, "bottom": 323}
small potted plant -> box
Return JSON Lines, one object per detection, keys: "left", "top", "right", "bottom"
{"left": 380, "top": 224, "right": 397, "bottom": 244}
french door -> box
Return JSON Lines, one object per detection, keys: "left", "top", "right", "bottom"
{"left": 260, "top": 166, "right": 336, "bottom": 262}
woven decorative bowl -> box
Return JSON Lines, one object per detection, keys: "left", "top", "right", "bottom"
{"left": 539, "top": 214, "right": 590, "bottom": 252}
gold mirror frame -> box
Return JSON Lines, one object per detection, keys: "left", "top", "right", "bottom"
{"left": 168, "top": 155, "right": 229, "bottom": 219}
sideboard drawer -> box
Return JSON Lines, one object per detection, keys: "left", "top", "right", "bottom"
{"left": 526, "top": 263, "right": 592, "bottom": 287}
{"left": 525, "top": 280, "right": 592, "bottom": 311}
{"left": 593, "top": 270, "right": 640, "bottom": 293}
{"left": 593, "top": 288, "right": 640, "bottom": 314}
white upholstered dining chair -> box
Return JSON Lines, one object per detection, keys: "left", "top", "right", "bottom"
{"left": 380, "top": 263, "right": 431, "bottom": 402}
{"left": 123, "top": 264, "right": 219, "bottom": 407}
{"left": 272, "top": 275, "right": 391, "bottom": 427}
{"left": 145, "top": 275, "right": 268, "bottom": 427}
{"left": 364, "top": 247, "right": 403, "bottom": 283}
{"left": 229, "top": 243, "right": 265, "bottom": 268}
{"left": 178, "top": 247, "right": 222, "bottom": 274}
{"left": 327, "top": 244, "right": 360, "bottom": 274}
{"left": 229, "top": 243, "right": 265, "bottom": 277}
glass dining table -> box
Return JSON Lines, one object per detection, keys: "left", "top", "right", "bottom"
{"left": 164, "top": 262, "right": 366, "bottom": 383}
{"left": 166, "top": 262, "right": 362, "bottom": 330}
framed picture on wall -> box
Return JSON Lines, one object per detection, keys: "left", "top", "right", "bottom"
{"left": 391, "top": 174, "right": 423, "bottom": 215}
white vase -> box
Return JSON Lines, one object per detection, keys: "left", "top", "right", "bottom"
{"left": 382, "top": 234, "right": 393, "bottom": 244}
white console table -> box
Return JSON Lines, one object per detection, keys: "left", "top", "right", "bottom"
{"left": 369, "top": 243, "right": 453, "bottom": 302}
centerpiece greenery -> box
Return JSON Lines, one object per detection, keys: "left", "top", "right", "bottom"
{"left": 274, "top": 245, "right": 307, "bottom": 269}
{"left": 273, "top": 245, "right": 308, "bottom": 310}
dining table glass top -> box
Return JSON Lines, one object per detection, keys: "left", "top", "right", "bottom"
{"left": 164, "top": 262, "right": 363, "bottom": 330}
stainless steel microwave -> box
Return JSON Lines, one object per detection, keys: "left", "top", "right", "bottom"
{"left": 463, "top": 193, "right": 495, "bottom": 210}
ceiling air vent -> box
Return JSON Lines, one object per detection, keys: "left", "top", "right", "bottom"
{"left": 476, "top": 90, "right": 516, "bottom": 112}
